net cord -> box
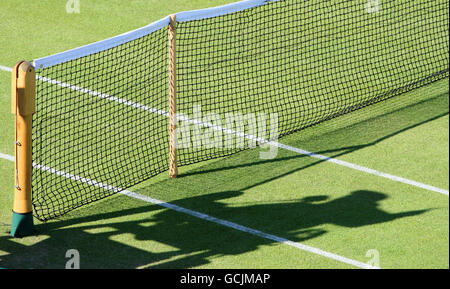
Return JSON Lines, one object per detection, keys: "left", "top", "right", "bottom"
{"left": 33, "top": 16, "right": 171, "bottom": 69}
{"left": 33, "top": 0, "right": 280, "bottom": 69}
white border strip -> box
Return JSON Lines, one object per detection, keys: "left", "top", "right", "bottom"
{"left": 0, "top": 153, "right": 378, "bottom": 269}
{"left": 36, "top": 76, "right": 169, "bottom": 117}
{"left": 0, "top": 153, "right": 14, "bottom": 162}
{"left": 271, "top": 143, "right": 449, "bottom": 196}
{"left": 33, "top": 16, "right": 171, "bottom": 69}
{"left": 0, "top": 65, "right": 12, "bottom": 72}
{"left": 176, "top": 0, "right": 278, "bottom": 22}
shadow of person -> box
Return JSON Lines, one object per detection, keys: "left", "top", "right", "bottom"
{"left": 0, "top": 190, "right": 427, "bottom": 268}
{"left": 298, "top": 190, "right": 427, "bottom": 227}
{"left": 162, "top": 190, "right": 427, "bottom": 239}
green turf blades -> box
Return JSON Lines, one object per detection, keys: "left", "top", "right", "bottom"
{"left": 11, "top": 211, "right": 35, "bottom": 237}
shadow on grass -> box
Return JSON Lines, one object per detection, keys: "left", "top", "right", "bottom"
{"left": 0, "top": 89, "right": 447, "bottom": 268}
{"left": 0, "top": 189, "right": 426, "bottom": 268}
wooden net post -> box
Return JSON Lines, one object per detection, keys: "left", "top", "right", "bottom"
{"left": 168, "top": 14, "right": 178, "bottom": 178}
{"left": 11, "top": 61, "right": 36, "bottom": 237}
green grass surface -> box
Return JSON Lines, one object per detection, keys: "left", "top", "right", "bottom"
{"left": 0, "top": 0, "right": 449, "bottom": 269}
{"left": 30, "top": 0, "right": 449, "bottom": 220}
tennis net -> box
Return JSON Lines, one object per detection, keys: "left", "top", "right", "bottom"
{"left": 30, "top": 0, "right": 449, "bottom": 220}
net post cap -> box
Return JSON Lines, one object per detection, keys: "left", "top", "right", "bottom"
{"left": 11, "top": 61, "right": 36, "bottom": 116}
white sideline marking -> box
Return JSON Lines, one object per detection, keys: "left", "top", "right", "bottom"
{"left": 2, "top": 62, "right": 449, "bottom": 196}
{"left": 0, "top": 153, "right": 378, "bottom": 269}
{"left": 37, "top": 75, "right": 169, "bottom": 117}
{"left": 0, "top": 65, "right": 12, "bottom": 72}
{"left": 0, "top": 153, "right": 14, "bottom": 162}
{"left": 272, "top": 143, "right": 450, "bottom": 196}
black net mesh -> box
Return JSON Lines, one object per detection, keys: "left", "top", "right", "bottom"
{"left": 176, "top": 0, "right": 449, "bottom": 164}
{"left": 33, "top": 29, "right": 169, "bottom": 220}
{"left": 32, "top": 0, "right": 449, "bottom": 220}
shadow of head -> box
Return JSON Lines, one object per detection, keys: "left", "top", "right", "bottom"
{"left": 327, "top": 190, "right": 429, "bottom": 227}
{"left": 350, "top": 190, "right": 387, "bottom": 201}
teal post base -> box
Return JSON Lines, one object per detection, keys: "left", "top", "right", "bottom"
{"left": 11, "top": 211, "right": 35, "bottom": 237}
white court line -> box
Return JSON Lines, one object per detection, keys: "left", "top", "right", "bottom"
{"left": 1, "top": 63, "right": 448, "bottom": 195}
{"left": 1, "top": 64, "right": 445, "bottom": 267}
{"left": 0, "top": 65, "right": 12, "bottom": 72}
{"left": 37, "top": 75, "right": 169, "bottom": 117}
{"left": 0, "top": 153, "right": 378, "bottom": 269}
{"left": 38, "top": 73, "right": 450, "bottom": 196}
{"left": 0, "top": 153, "right": 14, "bottom": 162}
{"left": 272, "top": 143, "right": 449, "bottom": 196}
